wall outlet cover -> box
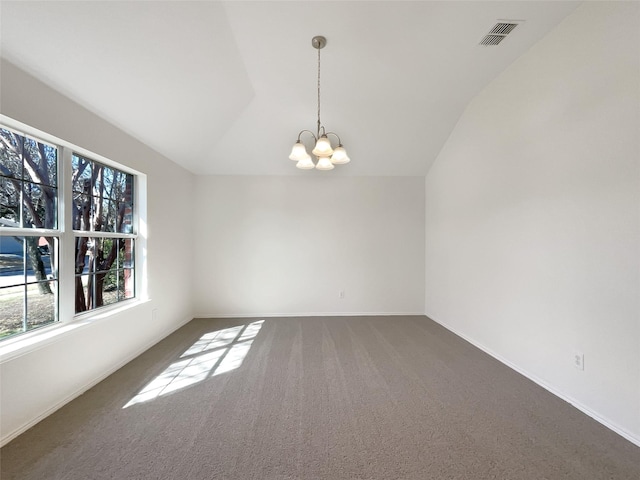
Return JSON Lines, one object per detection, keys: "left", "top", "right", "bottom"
{"left": 573, "top": 351, "right": 584, "bottom": 370}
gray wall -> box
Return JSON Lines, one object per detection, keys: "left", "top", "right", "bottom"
{"left": 193, "top": 175, "right": 425, "bottom": 317}
{"left": 424, "top": 2, "right": 640, "bottom": 444}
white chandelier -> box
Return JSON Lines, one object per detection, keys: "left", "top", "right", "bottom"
{"left": 289, "top": 36, "right": 350, "bottom": 170}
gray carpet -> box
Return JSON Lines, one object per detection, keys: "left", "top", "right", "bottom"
{"left": 1, "top": 316, "right": 639, "bottom": 479}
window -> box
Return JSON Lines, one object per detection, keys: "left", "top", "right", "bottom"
{"left": 72, "top": 154, "right": 135, "bottom": 313}
{"left": 0, "top": 128, "right": 59, "bottom": 339}
{"left": 0, "top": 122, "right": 139, "bottom": 342}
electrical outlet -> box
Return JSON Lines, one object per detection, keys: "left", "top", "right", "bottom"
{"left": 339, "top": 290, "right": 345, "bottom": 299}
{"left": 152, "top": 308, "right": 158, "bottom": 321}
{"left": 573, "top": 351, "right": 584, "bottom": 371}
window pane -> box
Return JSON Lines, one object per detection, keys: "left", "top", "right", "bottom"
{"left": 22, "top": 137, "right": 57, "bottom": 187}
{"left": 74, "top": 236, "right": 133, "bottom": 312}
{"left": 95, "top": 165, "right": 114, "bottom": 199}
{"left": 114, "top": 170, "right": 126, "bottom": 199}
{"left": 0, "top": 236, "right": 58, "bottom": 339}
{"left": 97, "top": 197, "right": 117, "bottom": 232}
{"left": 1, "top": 128, "right": 57, "bottom": 231}
{"left": 74, "top": 236, "right": 91, "bottom": 275}
{"left": 72, "top": 155, "right": 92, "bottom": 194}
{"left": 37, "top": 236, "right": 55, "bottom": 263}
{"left": 0, "top": 285, "right": 24, "bottom": 339}
{"left": 23, "top": 183, "right": 57, "bottom": 229}
{"left": 0, "top": 239, "right": 24, "bottom": 288}
{"left": 118, "top": 200, "right": 134, "bottom": 233}
{"left": 71, "top": 155, "right": 134, "bottom": 235}
{"left": 103, "top": 267, "right": 119, "bottom": 307}
{"left": 44, "top": 144, "right": 58, "bottom": 187}
{"left": 85, "top": 237, "right": 98, "bottom": 275}
{"left": 120, "top": 268, "right": 135, "bottom": 300}
{"left": 91, "top": 164, "right": 103, "bottom": 196}
{"left": 94, "top": 238, "right": 111, "bottom": 275}
{"left": 72, "top": 192, "right": 92, "bottom": 231}
{"left": 119, "top": 238, "right": 134, "bottom": 268}
{"left": 75, "top": 274, "right": 91, "bottom": 313}
{"left": 26, "top": 281, "right": 56, "bottom": 330}
{"left": 0, "top": 128, "right": 23, "bottom": 179}
{"left": 24, "top": 236, "right": 54, "bottom": 284}
{"left": 1, "top": 236, "right": 56, "bottom": 284}
{"left": 0, "top": 177, "right": 20, "bottom": 227}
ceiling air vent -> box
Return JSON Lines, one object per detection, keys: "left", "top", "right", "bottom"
{"left": 479, "top": 22, "right": 520, "bottom": 46}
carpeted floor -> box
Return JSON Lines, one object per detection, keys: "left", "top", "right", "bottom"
{"left": 1, "top": 316, "right": 639, "bottom": 479}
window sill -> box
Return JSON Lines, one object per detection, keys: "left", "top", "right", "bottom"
{"left": 0, "top": 298, "right": 150, "bottom": 363}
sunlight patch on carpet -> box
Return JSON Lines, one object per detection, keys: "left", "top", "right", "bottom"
{"left": 123, "top": 320, "right": 264, "bottom": 408}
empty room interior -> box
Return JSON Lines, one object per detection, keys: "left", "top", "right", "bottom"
{"left": 0, "top": 1, "right": 639, "bottom": 478}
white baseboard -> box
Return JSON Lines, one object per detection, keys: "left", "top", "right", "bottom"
{"left": 426, "top": 312, "right": 640, "bottom": 448}
{"left": 0, "top": 315, "right": 193, "bottom": 447}
{"left": 194, "top": 311, "right": 425, "bottom": 319}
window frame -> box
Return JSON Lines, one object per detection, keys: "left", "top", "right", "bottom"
{"left": 0, "top": 115, "right": 146, "bottom": 350}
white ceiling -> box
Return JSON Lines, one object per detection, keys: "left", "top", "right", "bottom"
{"left": 0, "top": 1, "right": 580, "bottom": 176}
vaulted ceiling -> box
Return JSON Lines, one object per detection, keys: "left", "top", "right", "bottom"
{"left": 0, "top": 1, "right": 580, "bottom": 176}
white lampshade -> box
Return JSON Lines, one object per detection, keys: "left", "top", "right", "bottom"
{"left": 312, "top": 136, "right": 334, "bottom": 157}
{"left": 330, "top": 146, "right": 350, "bottom": 164}
{"left": 296, "top": 155, "right": 315, "bottom": 170}
{"left": 289, "top": 141, "right": 309, "bottom": 161}
{"left": 315, "top": 156, "right": 334, "bottom": 170}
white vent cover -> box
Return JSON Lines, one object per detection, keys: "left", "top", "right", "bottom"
{"left": 479, "top": 21, "right": 521, "bottom": 46}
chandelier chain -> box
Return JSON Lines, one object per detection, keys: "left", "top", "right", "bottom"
{"left": 317, "top": 44, "right": 321, "bottom": 137}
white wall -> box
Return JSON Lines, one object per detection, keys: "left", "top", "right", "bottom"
{"left": 424, "top": 2, "right": 640, "bottom": 444}
{"left": 194, "top": 175, "right": 425, "bottom": 316}
{"left": 0, "top": 60, "right": 195, "bottom": 444}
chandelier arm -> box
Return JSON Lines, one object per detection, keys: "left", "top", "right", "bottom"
{"left": 297, "top": 129, "right": 318, "bottom": 142}
{"left": 324, "top": 132, "right": 343, "bottom": 145}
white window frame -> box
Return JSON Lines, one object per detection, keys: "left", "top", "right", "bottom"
{"left": 0, "top": 115, "right": 147, "bottom": 354}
